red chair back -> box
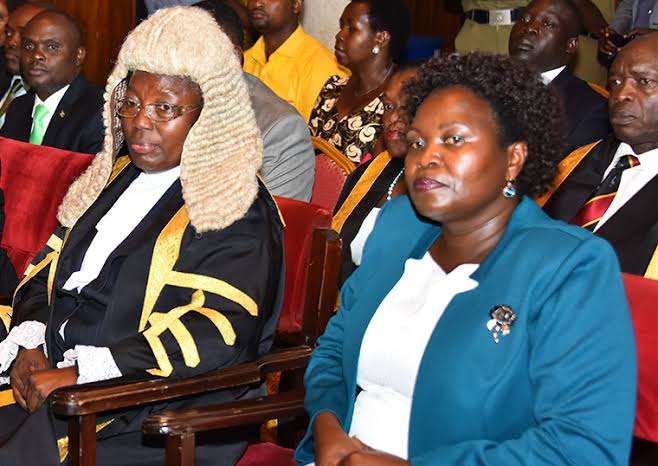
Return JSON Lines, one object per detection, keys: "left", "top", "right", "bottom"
{"left": 0, "top": 138, "right": 94, "bottom": 275}
{"left": 310, "top": 153, "right": 349, "bottom": 212}
{"left": 273, "top": 196, "right": 336, "bottom": 343}
{"left": 623, "top": 272, "right": 658, "bottom": 443}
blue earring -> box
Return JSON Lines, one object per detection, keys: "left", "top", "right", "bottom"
{"left": 503, "top": 180, "right": 516, "bottom": 198}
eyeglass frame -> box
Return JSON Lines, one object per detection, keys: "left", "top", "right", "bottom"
{"left": 115, "top": 96, "right": 203, "bottom": 123}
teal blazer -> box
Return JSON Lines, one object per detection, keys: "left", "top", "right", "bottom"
{"left": 296, "top": 196, "right": 637, "bottom": 465}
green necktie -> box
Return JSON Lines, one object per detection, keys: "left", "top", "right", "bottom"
{"left": 29, "top": 103, "right": 49, "bottom": 145}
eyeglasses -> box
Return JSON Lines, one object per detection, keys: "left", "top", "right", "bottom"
{"left": 116, "top": 97, "right": 202, "bottom": 122}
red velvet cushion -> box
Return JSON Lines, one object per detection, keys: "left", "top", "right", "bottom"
{"left": 237, "top": 442, "right": 295, "bottom": 466}
{"left": 310, "top": 153, "right": 348, "bottom": 212}
{"left": 623, "top": 273, "right": 658, "bottom": 443}
{"left": 273, "top": 196, "right": 331, "bottom": 335}
{"left": 0, "top": 137, "right": 95, "bottom": 275}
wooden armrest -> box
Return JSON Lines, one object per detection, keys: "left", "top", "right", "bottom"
{"left": 142, "top": 391, "right": 306, "bottom": 436}
{"left": 51, "top": 346, "right": 312, "bottom": 417}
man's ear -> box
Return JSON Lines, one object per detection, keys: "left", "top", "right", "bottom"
{"left": 565, "top": 36, "right": 578, "bottom": 56}
{"left": 75, "top": 46, "right": 86, "bottom": 67}
{"left": 505, "top": 141, "right": 528, "bottom": 182}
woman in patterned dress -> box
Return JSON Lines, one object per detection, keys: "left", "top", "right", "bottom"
{"left": 308, "top": 0, "right": 410, "bottom": 164}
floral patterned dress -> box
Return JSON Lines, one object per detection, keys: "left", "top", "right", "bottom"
{"left": 309, "top": 75, "right": 385, "bottom": 164}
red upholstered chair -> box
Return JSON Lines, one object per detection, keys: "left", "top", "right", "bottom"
{"left": 51, "top": 197, "right": 342, "bottom": 466}
{"left": 623, "top": 273, "right": 658, "bottom": 443}
{"left": 0, "top": 137, "right": 94, "bottom": 276}
{"left": 311, "top": 136, "right": 355, "bottom": 212}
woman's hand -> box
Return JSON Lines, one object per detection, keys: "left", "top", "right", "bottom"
{"left": 10, "top": 348, "right": 49, "bottom": 410}
{"left": 313, "top": 411, "right": 364, "bottom": 466}
{"left": 23, "top": 367, "right": 78, "bottom": 413}
{"left": 338, "top": 450, "right": 409, "bottom": 466}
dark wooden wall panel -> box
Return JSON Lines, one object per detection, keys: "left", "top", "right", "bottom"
{"left": 405, "top": 0, "right": 464, "bottom": 52}
{"left": 44, "top": 0, "right": 136, "bottom": 88}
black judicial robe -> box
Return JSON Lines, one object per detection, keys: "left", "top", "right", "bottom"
{"left": 0, "top": 157, "right": 285, "bottom": 465}
{"left": 332, "top": 152, "right": 404, "bottom": 285}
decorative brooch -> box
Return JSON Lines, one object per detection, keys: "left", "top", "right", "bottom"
{"left": 486, "top": 305, "right": 516, "bottom": 344}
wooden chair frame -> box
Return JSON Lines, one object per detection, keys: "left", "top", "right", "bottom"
{"left": 51, "top": 228, "right": 341, "bottom": 466}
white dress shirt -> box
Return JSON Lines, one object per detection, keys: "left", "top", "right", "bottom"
{"left": 595, "top": 142, "right": 658, "bottom": 231}
{"left": 63, "top": 165, "right": 181, "bottom": 292}
{"left": 350, "top": 207, "right": 380, "bottom": 266}
{"left": 540, "top": 65, "right": 566, "bottom": 85}
{"left": 30, "top": 84, "right": 70, "bottom": 135}
{"left": 348, "top": 253, "right": 479, "bottom": 459}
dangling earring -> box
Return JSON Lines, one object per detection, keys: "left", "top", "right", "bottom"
{"left": 503, "top": 179, "right": 516, "bottom": 198}
{"left": 372, "top": 46, "right": 380, "bottom": 55}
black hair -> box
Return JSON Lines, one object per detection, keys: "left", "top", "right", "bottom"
{"left": 194, "top": 0, "right": 244, "bottom": 49}
{"left": 30, "top": 10, "right": 84, "bottom": 47}
{"left": 351, "top": 0, "right": 410, "bottom": 62}
{"left": 405, "top": 53, "right": 567, "bottom": 198}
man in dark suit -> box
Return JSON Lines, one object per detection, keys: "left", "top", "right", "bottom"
{"left": 509, "top": 0, "right": 610, "bottom": 155}
{"left": 0, "top": 3, "right": 55, "bottom": 128}
{"left": 543, "top": 32, "right": 658, "bottom": 279}
{"left": 0, "top": 10, "right": 103, "bottom": 154}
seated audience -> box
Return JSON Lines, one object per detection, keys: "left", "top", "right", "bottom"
{"left": 0, "top": 2, "right": 54, "bottom": 128}
{"left": 243, "top": 0, "right": 344, "bottom": 122}
{"left": 0, "top": 7, "right": 283, "bottom": 465}
{"left": 309, "top": 0, "right": 410, "bottom": 163}
{"left": 296, "top": 53, "right": 636, "bottom": 466}
{"left": 543, "top": 32, "right": 658, "bottom": 277}
{"left": 509, "top": 0, "right": 610, "bottom": 154}
{"left": 599, "top": 0, "right": 657, "bottom": 61}
{"left": 0, "top": 11, "right": 103, "bottom": 154}
{"left": 195, "top": 0, "right": 315, "bottom": 201}
{"left": 332, "top": 64, "right": 417, "bottom": 284}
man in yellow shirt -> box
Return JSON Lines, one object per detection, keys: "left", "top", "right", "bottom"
{"left": 244, "top": 0, "right": 344, "bottom": 122}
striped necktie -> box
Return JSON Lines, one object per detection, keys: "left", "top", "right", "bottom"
{"left": 0, "top": 79, "right": 24, "bottom": 116}
{"left": 29, "top": 103, "right": 49, "bottom": 145}
{"left": 570, "top": 154, "right": 640, "bottom": 231}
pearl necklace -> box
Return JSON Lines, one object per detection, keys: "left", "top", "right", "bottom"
{"left": 386, "top": 168, "right": 404, "bottom": 201}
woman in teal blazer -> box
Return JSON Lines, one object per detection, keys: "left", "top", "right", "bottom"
{"left": 296, "top": 54, "right": 637, "bottom": 466}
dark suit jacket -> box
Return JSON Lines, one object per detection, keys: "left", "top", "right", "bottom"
{"left": 551, "top": 68, "right": 611, "bottom": 155}
{"left": 543, "top": 135, "right": 658, "bottom": 275}
{"left": 0, "top": 51, "right": 11, "bottom": 99}
{"left": 0, "top": 75, "right": 104, "bottom": 154}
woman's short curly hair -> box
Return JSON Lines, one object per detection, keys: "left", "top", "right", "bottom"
{"left": 352, "top": 0, "right": 410, "bottom": 62}
{"left": 404, "top": 53, "right": 567, "bottom": 198}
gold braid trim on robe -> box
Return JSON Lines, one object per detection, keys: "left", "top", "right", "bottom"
{"left": 644, "top": 247, "right": 658, "bottom": 280}
{"left": 0, "top": 389, "right": 14, "bottom": 407}
{"left": 57, "top": 419, "right": 114, "bottom": 463}
{"left": 140, "top": 208, "right": 259, "bottom": 377}
{"left": 535, "top": 140, "right": 602, "bottom": 207}
{"left": 332, "top": 151, "right": 392, "bottom": 234}
{"left": 0, "top": 305, "right": 11, "bottom": 332}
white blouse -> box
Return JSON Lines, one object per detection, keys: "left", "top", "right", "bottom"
{"left": 350, "top": 207, "right": 380, "bottom": 266}
{"left": 348, "top": 252, "right": 479, "bottom": 458}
